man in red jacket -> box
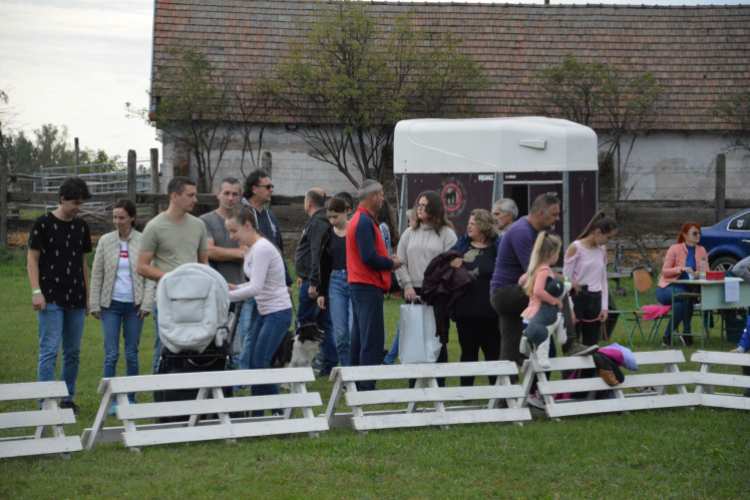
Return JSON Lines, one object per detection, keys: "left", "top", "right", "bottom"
{"left": 347, "top": 180, "right": 402, "bottom": 390}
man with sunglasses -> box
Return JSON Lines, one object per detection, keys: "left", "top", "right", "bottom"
{"left": 239, "top": 170, "right": 294, "bottom": 370}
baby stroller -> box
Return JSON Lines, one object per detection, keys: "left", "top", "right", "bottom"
{"left": 153, "top": 263, "right": 241, "bottom": 422}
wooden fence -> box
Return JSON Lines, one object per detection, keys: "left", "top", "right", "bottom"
{"left": 4, "top": 152, "right": 748, "bottom": 250}
{"left": 1, "top": 149, "right": 307, "bottom": 249}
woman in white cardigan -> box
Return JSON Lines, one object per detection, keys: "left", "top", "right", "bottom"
{"left": 90, "top": 199, "right": 154, "bottom": 409}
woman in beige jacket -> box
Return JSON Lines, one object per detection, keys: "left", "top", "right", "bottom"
{"left": 90, "top": 199, "right": 154, "bottom": 409}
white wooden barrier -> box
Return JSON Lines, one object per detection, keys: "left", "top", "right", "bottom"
{"left": 326, "top": 361, "right": 531, "bottom": 432}
{"left": 692, "top": 351, "right": 750, "bottom": 410}
{"left": 0, "top": 382, "right": 83, "bottom": 459}
{"left": 522, "top": 350, "right": 700, "bottom": 419}
{"left": 82, "top": 368, "right": 328, "bottom": 451}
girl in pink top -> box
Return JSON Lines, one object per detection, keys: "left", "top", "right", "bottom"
{"left": 520, "top": 232, "right": 563, "bottom": 321}
{"left": 564, "top": 211, "right": 618, "bottom": 347}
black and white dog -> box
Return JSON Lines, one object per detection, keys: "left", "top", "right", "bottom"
{"left": 271, "top": 323, "right": 325, "bottom": 370}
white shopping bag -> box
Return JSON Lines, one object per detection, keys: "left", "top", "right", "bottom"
{"left": 398, "top": 303, "right": 442, "bottom": 364}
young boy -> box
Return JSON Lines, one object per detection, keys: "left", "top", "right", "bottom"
{"left": 28, "top": 176, "right": 93, "bottom": 415}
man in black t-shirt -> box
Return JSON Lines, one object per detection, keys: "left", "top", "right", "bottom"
{"left": 28, "top": 177, "right": 93, "bottom": 415}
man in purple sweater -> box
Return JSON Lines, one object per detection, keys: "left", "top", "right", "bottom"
{"left": 490, "top": 193, "right": 590, "bottom": 366}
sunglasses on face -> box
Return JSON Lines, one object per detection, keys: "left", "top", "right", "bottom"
{"left": 690, "top": 231, "right": 701, "bottom": 236}
{"left": 258, "top": 184, "right": 274, "bottom": 190}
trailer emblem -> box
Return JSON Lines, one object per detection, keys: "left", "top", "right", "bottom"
{"left": 440, "top": 177, "right": 467, "bottom": 218}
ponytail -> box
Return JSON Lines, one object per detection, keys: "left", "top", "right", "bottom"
{"left": 577, "top": 210, "right": 618, "bottom": 241}
{"left": 227, "top": 206, "right": 263, "bottom": 237}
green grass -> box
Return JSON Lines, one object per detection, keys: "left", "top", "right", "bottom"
{"left": 1, "top": 252, "right": 749, "bottom": 499}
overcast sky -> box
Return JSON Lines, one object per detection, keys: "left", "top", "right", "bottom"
{"left": 1, "top": 0, "right": 748, "bottom": 165}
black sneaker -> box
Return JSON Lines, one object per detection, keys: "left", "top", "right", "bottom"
{"left": 60, "top": 401, "right": 80, "bottom": 416}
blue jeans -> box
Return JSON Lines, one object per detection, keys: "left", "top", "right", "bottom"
{"left": 384, "top": 327, "right": 400, "bottom": 365}
{"left": 37, "top": 303, "right": 86, "bottom": 404}
{"left": 328, "top": 270, "right": 352, "bottom": 367}
{"left": 101, "top": 301, "right": 144, "bottom": 402}
{"left": 239, "top": 297, "right": 259, "bottom": 370}
{"left": 297, "top": 282, "right": 337, "bottom": 374}
{"left": 248, "top": 307, "right": 293, "bottom": 416}
{"left": 350, "top": 284, "right": 385, "bottom": 391}
{"left": 656, "top": 285, "right": 693, "bottom": 340}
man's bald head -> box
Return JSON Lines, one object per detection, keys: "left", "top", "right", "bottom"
{"left": 306, "top": 188, "right": 327, "bottom": 209}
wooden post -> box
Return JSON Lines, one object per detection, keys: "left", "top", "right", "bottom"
{"left": 262, "top": 151, "right": 272, "bottom": 177}
{"left": 0, "top": 157, "right": 7, "bottom": 251}
{"left": 74, "top": 138, "right": 80, "bottom": 176}
{"left": 127, "top": 150, "right": 137, "bottom": 203}
{"left": 715, "top": 154, "right": 726, "bottom": 223}
{"left": 150, "top": 148, "right": 160, "bottom": 217}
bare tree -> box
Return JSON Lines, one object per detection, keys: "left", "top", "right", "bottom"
{"left": 128, "top": 44, "right": 237, "bottom": 192}
{"left": 265, "top": 2, "right": 486, "bottom": 187}
{"left": 710, "top": 89, "right": 750, "bottom": 153}
{"left": 531, "top": 55, "right": 663, "bottom": 200}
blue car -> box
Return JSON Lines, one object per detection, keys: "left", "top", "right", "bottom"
{"left": 700, "top": 209, "right": 750, "bottom": 271}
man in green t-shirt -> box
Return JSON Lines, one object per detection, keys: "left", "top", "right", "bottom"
{"left": 137, "top": 176, "right": 208, "bottom": 373}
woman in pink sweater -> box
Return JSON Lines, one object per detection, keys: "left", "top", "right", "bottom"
{"left": 564, "top": 211, "right": 618, "bottom": 346}
{"left": 655, "top": 222, "right": 708, "bottom": 347}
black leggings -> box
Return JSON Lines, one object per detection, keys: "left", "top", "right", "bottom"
{"left": 456, "top": 316, "right": 501, "bottom": 386}
{"left": 573, "top": 291, "right": 602, "bottom": 347}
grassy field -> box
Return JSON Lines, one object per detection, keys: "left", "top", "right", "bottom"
{"left": 1, "top": 248, "right": 749, "bottom": 499}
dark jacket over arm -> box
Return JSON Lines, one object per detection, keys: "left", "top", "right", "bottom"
{"left": 421, "top": 250, "right": 472, "bottom": 344}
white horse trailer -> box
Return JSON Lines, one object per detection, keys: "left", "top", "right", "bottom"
{"left": 394, "top": 117, "right": 599, "bottom": 252}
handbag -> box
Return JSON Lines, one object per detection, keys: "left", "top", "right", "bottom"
{"left": 397, "top": 303, "right": 442, "bottom": 364}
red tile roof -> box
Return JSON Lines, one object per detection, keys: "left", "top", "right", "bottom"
{"left": 152, "top": 1, "right": 750, "bottom": 131}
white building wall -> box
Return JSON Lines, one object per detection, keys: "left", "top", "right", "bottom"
{"left": 615, "top": 131, "right": 750, "bottom": 200}
{"left": 161, "top": 124, "right": 361, "bottom": 196}
{"left": 160, "top": 125, "right": 750, "bottom": 201}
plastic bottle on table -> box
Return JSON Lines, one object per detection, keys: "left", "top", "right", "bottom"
{"left": 700, "top": 258, "right": 707, "bottom": 280}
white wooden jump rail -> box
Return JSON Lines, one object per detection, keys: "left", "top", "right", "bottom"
{"left": 82, "top": 368, "right": 328, "bottom": 451}
{"left": 0, "top": 382, "right": 82, "bottom": 459}
{"left": 692, "top": 351, "right": 750, "bottom": 410}
{"left": 325, "top": 361, "right": 531, "bottom": 432}
{"left": 522, "top": 350, "right": 700, "bottom": 420}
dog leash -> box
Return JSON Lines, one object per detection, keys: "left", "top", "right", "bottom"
{"left": 573, "top": 318, "right": 609, "bottom": 343}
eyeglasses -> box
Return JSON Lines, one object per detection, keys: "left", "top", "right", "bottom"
{"left": 416, "top": 203, "right": 428, "bottom": 209}
{"left": 690, "top": 231, "right": 701, "bottom": 236}
{"left": 257, "top": 184, "right": 274, "bottom": 190}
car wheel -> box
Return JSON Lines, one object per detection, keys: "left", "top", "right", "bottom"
{"left": 711, "top": 256, "right": 738, "bottom": 272}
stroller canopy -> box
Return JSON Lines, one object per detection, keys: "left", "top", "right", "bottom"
{"left": 156, "top": 263, "right": 230, "bottom": 354}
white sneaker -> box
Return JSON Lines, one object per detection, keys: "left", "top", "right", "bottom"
{"left": 527, "top": 393, "right": 546, "bottom": 410}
